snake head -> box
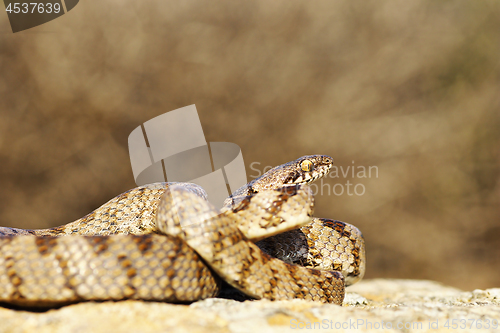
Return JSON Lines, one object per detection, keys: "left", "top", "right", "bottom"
{"left": 284, "top": 155, "right": 333, "bottom": 185}
{"left": 224, "top": 155, "right": 333, "bottom": 210}
{"left": 248, "top": 155, "right": 333, "bottom": 193}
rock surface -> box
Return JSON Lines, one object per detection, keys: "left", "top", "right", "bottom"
{"left": 1, "top": 279, "right": 499, "bottom": 333}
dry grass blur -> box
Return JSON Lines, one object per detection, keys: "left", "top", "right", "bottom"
{"left": 0, "top": 0, "right": 499, "bottom": 290}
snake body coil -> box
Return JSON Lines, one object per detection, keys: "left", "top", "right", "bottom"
{"left": 0, "top": 155, "right": 365, "bottom": 307}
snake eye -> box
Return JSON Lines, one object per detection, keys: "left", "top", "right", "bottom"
{"left": 300, "top": 160, "right": 313, "bottom": 172}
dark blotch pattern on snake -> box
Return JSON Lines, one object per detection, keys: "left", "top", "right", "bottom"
{"left": 0, "top": 155, "right": 365, "bottom": 307}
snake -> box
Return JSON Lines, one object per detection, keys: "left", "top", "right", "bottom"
{"left": 0, "top": 155, "right": 365, "bottom": 308}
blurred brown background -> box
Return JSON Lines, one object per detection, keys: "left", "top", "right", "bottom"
{"left": 0, "top": 1, "right": 499, "bottom": 290}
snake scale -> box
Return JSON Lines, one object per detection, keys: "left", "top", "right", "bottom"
{"left": 0, "top": 155, "right": 365, "bottom": 308}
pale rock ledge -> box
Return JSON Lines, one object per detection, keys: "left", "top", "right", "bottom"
{"left": 1, "top": 279, "right": 499, "bottom": 333}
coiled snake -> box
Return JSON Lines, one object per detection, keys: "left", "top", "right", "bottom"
{"left": 0, "top": 155, "right": 365, "bottom": 307}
